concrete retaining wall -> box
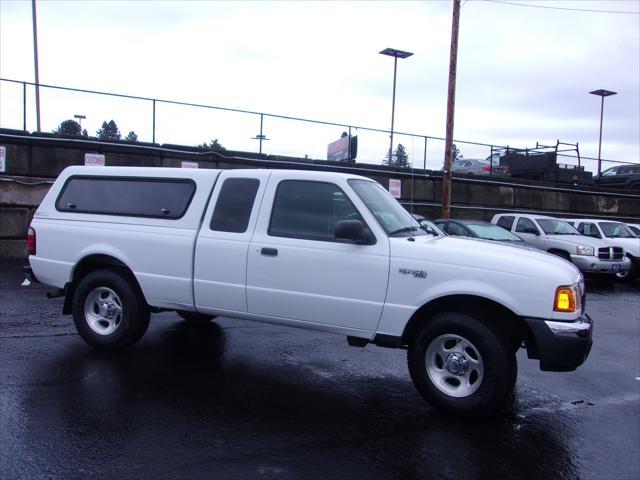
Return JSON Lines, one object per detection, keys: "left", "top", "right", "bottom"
{"left": 1, "top": 132, "right": 639, "bottom": 259}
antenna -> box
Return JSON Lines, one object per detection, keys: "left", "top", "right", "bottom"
{"left": 410, "top": 134, "right": 415, "bottom": 240}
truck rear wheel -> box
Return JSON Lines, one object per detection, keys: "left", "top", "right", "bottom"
{"left": 407, "top": 311, "right": 516, "bottom": 419}
{"left": 72, "top": 269, "right": 150, "bottom": 350}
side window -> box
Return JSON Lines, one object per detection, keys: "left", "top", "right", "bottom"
{"left": 210, "top": 178, "right": 260, "bottom": 233}
{"left": 496, "top": 215, "right": 515, "bottom": 230}
{"left": 446, "top": 223, "right": 467, "bottom": 236}
{"left": 269, "top": 180, "right": 363, "bottom": 241}
{"left": 56, "top": 177, "right": 195, "bottom": 219}
{"left": 578, "top": 223, "right": 601, "bottom": 238}
{"left": 516, "top": 217, "right": 539, "bottom": 234}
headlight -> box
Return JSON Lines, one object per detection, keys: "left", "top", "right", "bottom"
{"left": 554, "top": 283, "right": 582, "bottom": 313}
{"left": 576, "top": 245, "right": 594, "bottom": 256}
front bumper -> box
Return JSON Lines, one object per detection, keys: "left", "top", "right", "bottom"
{"left": 524, "top": 314, "right": 593, "bottom": 372}
{"left": 570, "top": 254, "right": 630, "bottom": 274}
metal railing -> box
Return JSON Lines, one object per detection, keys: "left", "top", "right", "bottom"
{"left": 0, "top": 77, "right": 632, "bottom": 173}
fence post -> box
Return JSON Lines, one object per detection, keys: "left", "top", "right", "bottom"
{"left": 423, "top": 136, "right": 428, "bottom": 171}
{"left": 152, "top": 99, "right": 156, "bottom": 144}
{"left": 23, "top": 82, "right": 27, "bottom": 131}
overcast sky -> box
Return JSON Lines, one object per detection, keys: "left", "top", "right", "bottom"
{"left": 1, "top": 0, "right": 638, "bottom": 172}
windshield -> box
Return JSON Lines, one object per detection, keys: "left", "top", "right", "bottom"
{"left": 536, "top": 218, "right": 581, "bottom": 235}
{"left": 349, "top": 179, "right": 425, "bottom": 237}
{"left": 600, "top": 222, "right": 637, "bottom": 238}
{"left": 466, "top": 224, "right": 522, "bottom": 241}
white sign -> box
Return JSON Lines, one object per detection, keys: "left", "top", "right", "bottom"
{"left": 181, "top": 161, "right": 199, "bottom": 169}
{"left": 389, "top": 179, "right": 402, "bottom": 199}
{"left": 0, "top": 146, "right": 6, "bottom": 173}
{"left": 85, "top": 153, "right": 105, "bottom": 166}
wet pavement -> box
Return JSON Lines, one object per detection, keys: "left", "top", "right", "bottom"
{"left": 1, "top": 261, "right": 638, "bottom": 480}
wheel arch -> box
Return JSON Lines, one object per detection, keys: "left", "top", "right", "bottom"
{"left": 63, "top": 254, "right": 147, "bottom": 314}
{"left": 547, "top": 248, "right": 571, "bottom": 260}
{"left": 401, "top": 294, "right": 530, "bottom": 352}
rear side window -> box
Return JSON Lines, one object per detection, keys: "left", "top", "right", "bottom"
{"left": 496, "top": 215, "right": 515, "bottom": 230}
{"left": 56, "top": 176, "right": 196, "bottom": 219}
{"left": 210, "top": 178, "right": 260, "bottom": 233}
{"left": 269, "top": 180, "right": 363, "bottom": 241}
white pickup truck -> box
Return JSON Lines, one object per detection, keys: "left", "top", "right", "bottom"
{"left": 26, "top": 166, "right": 593, "bottom": 418}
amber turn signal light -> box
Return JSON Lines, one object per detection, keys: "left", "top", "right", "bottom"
{"left": 554, "top": 285, "right": 580, "bottom": 313}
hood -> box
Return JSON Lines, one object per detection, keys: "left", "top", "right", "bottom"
{"left": 544, "top": 234, "right": 611, "bottom": 249}
{"left": 390, "top": 235, "right": 581, "bottom": 284}
{"left": 604, "top": 237, "right": 640, "bottom": 256}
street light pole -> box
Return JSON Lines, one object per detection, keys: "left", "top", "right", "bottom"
{"left": 251, "top": 113, "right": 270, "bottom": 154}
{"left": 74, "top": 114, "right": 86, "bottom": 132}
{"left": 31, "top": 0, "right": 41, "bottom": 132}
{"left": 379, "top": 48, "right": 413, "bottom": 164}
{"left": 589, "top": 89, "right": 617, "bottom": 176}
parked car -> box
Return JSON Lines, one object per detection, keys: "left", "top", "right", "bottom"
{"left": 433, "top": 219, "right": 527, "bottom": 245}
{"left": 566, "top": 219, "right": 638, "bottom": 281}
{"left": 593, "top": 164, "right": 640, "bottom": 190}
{"left": 627, "top": 223, "right": 640, "bottom": 236}
{"left": 491, "top": 213, "right": 631, "bottom": 276}
{"left": 450, "top": 158, "right": 511, "bottom": 177}
{"left": 411, "top": 214, "right": 446, "bottom": 236}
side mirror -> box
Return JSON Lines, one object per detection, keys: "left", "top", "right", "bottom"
{"left": 523, "top": 227, "right": 540, "bottom": 235}
{"left": 335, "top": 220, "right": 375, "bottom": 245}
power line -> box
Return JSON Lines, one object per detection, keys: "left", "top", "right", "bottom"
{"left": 480, "top": 0, "right": 640, "bottom": 15}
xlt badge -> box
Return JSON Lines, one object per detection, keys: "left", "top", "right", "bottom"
{"left": 399, "top": 268, "right": 428, "bottom": 279}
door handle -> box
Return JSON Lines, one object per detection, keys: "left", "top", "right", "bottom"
{"left": 261, "top": 247, "right": 278, "bottom": 257}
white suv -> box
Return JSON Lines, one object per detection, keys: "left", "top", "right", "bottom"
{"left": 491, "top": 213, "right": 631, "bottom": 276}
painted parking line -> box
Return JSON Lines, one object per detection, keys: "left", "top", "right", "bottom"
{"left": 636, "top": 377, "right": 640, "bottom": 381}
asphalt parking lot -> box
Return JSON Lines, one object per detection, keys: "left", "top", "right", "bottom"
{"left": 1, "top": 261, "right": 638, "bottom": 480}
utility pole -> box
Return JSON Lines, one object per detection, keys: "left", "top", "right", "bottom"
{"left": 441, "top": 0, "right": 461, "bottom": 219}
{"left": 32, "top": 0, "right": 41, "bottom": 132}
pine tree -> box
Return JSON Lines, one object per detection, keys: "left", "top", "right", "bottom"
{"left": 383, "top": 144, "right": 410, "bottom": 168}
{"left": 52, "top": 119, "right": 82, "bottom": 136}
{"left": 124, "top": 131, "right": 138, "bottom": 142}
{"left": 96, "top": 120, "right": 121, "bottom": 141}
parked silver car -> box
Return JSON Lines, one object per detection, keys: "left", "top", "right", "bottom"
{"left": 451, "top": 158, "right": 511, "bottom": 177}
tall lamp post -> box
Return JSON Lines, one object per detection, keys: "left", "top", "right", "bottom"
{"left": 379, "top": 48, "right": 413, "bottom": 164}
{"left": 589, "top": 89, "right": 617, "bottom": 176}
{"left": 74, "top": 114, "right": 86, "bottom": 132}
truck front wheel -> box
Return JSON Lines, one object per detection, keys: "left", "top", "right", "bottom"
{"left": 408, "top": 311, "right": 516, "bottom": 419}
{"left": 72, "top": 269, "right": 150, "bottom": 350}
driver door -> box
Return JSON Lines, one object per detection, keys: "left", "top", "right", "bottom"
{"left": 246, "top": 174, "right": 390, "bottom": 333}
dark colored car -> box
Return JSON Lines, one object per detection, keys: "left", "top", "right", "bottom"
{"left": 434, "top": 219, "right": 526, "bottom": 244}
{"left": 594, "top": 164, "right": 640, "bottom": 190}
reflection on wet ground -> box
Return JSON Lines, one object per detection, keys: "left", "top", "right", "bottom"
{"left": 1, "top": 263, "right": 638, "bottom": 479}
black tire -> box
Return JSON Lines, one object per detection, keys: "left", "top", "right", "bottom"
{"left": 72, "top": 269, "right": 150, "bottom": 350}
{"left": 177, "top": 311, "right": 216, "bottom": 324}
{"left": 407, "top": 311, "right": 517, "bottom": 419}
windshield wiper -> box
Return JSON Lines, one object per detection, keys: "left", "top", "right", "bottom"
{"left": 389, "top": 226, "right": 420, "bottom": 236}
